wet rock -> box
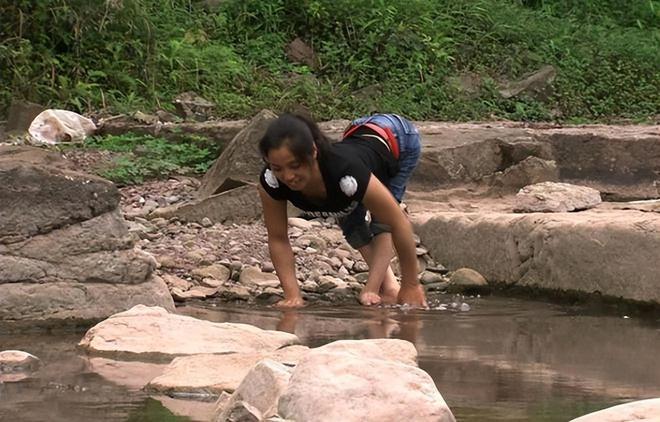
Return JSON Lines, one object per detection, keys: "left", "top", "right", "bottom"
{"left": 569, "top": 398, "right": 660, "bottom": 422}
{"left": 78, "top": 305, "right": 299, "bottom": 360}
{"left": 514, "top": 181, "right": 602, "bottom": 212}
{"left": 0, "top": 350, "right": 42, "bottom": 373}
{"left": 448, "top": 268, "right": 490, "bottom": 294}
{"left": 425, "top": 281, "right": 450, "bottom": 292}
{"left": 420, "top": 271, "right": 446, "bottom": 285}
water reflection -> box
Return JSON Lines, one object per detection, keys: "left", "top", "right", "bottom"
{"left": 0, "top": 295, "right": 658, "bottom": 422}
{"left": 180, "top": 296, "right": 660, "bottom": 421}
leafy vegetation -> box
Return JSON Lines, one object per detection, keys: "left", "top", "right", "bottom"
{"left": 76, "top": 133, "right": 218, "bottom": 185}
{"left": 1, "top": 0, "right": 658, "bottom": 122}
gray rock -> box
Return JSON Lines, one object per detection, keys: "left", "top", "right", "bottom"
{"left": 448, "top": 268, "right": 490, "bottom": 294}
{"left": 0, "top": 147, "right": 118, "bottom": 243}
{"left": 420, "top": 271, "right": 446, "bottom": 285}
{"left": 515, "top": 182, "right": 602, "bottom": 212}
{"left": 198, "top": 109, "right": 277, "bottom": 199}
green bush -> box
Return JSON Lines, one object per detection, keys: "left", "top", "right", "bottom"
{"left": 1, "top": 0, "right": 658, "bottom": 122}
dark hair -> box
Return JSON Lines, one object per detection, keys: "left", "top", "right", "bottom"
{"left": 259, "top": 113, "right": 331, "bottom": 163}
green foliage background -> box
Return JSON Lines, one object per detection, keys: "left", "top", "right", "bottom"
{"left": 1, "top": 0, "right": 659, "bottom": 122}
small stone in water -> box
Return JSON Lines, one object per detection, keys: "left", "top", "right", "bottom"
{"left": 460, "top": 303, "right": 471, "bottom": 312}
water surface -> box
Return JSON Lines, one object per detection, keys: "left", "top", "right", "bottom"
{"left": 1, "top": 294, "right": 658, "bottom": 421}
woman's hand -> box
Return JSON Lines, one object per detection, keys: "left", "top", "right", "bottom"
{"left": 397, "top": 283, "right": 428, "bottom": 308}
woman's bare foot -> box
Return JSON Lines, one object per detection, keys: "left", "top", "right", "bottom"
{"left": 275, "top": 296, "right": 305, "bottom": 308}
{"left": 379, "top": 278, "right": 401, "bottom": 305}
{"left": 359, "top": 290, "right": 382, "bottom": 306}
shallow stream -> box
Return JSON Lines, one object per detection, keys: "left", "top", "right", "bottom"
{"left": 1, "top": 294, "right": 658, "bottom": 421}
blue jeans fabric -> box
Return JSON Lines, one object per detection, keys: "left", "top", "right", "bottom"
{"left": 338, "top": 114, "right": 422, "bottom": 249}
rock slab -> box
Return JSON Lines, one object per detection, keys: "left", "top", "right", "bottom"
{"left": 78, "top": 305, "right": 299, "bottom": 360}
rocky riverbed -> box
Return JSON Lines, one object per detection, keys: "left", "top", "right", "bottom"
{"left": 114, "top": 176, "right": 456, "bottom": 306}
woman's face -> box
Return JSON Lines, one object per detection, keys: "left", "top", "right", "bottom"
{"left": 266, "top": 145, "right": 316, "bottom": 191}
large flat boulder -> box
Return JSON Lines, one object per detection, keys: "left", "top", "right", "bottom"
{"left": 278, "top": 349, "right": 455, "bottom": 422}
{"left": 414, "top": 209, "right": 660, "bottom": 304}
{"left": 78, "top": 305, "right": 299, "bottom": 360}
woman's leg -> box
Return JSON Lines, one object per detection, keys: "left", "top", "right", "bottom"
{"left": 357, "top": 232, "right": 400, "bottom": 305}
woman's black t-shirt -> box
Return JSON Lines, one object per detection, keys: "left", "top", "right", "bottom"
{"left": 259, "top": 133, "right": 398, "bottom": 219}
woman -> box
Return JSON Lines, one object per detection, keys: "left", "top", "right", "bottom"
{"left": 258, "top": 113, "right": 427, "bottom": 308}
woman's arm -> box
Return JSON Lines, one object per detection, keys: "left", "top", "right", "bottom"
{"left": 258, "top": 185, "right": 304, "bottom": 307}
{"left": 361, "top": 175, "right": 427, "bottom": 307}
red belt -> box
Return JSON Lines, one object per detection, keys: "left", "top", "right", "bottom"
{"left": 342, "top": 122, "right": 399, "bottom": 159}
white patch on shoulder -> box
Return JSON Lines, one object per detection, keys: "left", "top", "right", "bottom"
{"left": 264, "top": 169, "right": 279, "bottom": 189}
{"left": 339, "top": 175, "right": 358, "bottom": 196}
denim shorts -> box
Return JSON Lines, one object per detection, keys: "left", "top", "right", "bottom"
{"left": 338, "top": 114, "right": 422, "bottom": 249}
